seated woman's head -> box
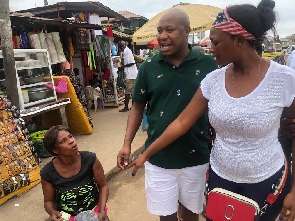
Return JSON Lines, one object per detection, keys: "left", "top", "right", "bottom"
{"left": 43, "top": 125, "right": 77, "bottom": 156}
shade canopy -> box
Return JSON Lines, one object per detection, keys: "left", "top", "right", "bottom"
{"left": 132, "top": 3, "right": 222, "bottom": 43}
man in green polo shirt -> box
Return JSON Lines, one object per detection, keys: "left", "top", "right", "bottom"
{"left": 117, "top": 8, "right": 217, "bottom": 221}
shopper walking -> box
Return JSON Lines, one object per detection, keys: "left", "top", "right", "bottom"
{"left": 118, "top": 41, "right": 138, "bottom": 112}
{"left": 126, "top": 1, "right": 295, "bottom": 220}
{"left": 117, "top": 8, "right": 217, "bottom": 221}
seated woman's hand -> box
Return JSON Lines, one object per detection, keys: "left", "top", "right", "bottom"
{"left": 98, "top": 211, "right": 110, "bottom": 221}
{"left": 51, "top": 211, "right": 63, "bottom": 221}
{"left": 125, "top": 154, "right": 148, "bottom": 176}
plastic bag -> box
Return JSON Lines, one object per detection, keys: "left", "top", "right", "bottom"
{"left": 74, "top": 210, "right": 99, "bottom": 221}
{"left": 55, "top": 77, "right": 68, "bottom": 93}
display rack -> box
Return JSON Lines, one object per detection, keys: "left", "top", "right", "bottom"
{"left": 0, "top": 49, "right": 57, "bottom": 110}
{"left": 101, "top": 56, "right": 124, "bottom": 107}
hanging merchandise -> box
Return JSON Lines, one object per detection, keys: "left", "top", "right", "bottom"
{"left": 75, "top": 12, "right": 89, "bottom": 23}
{"left": 12, "top": 35, "right": 19, "bottom": 49}
{"left": 106, "top": 26, "right": 114, "bottom": 39}
{"left": 27, "top": 28, "right": 41, "bottom": 49}
{"left": 89, "top": 13, "right": 103, "bottom": 36}
{"left": 19, "top": 28, "right": 31, "bottom": 49}
{"left": 30, "top": 32, "right": 67, "bottom": 64}
{"left": 94, "top": 36, "right": 111, "bottom": 59}
{"left": 55, "top": 77, "right": 68, "bottom": 94}
{"left": 88, "top": 43, "right": 96, "bottom": 71}
{"left": 67, "top": 37, "right": 75, "bottom": 68}
{"left": 0, "top": 96, "right": 41, "bottom": 206}
{"left": 76, "top": 28, "right": 90, "bottom": 51}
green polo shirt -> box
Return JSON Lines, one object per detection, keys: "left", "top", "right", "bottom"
{"left": 133, "top": 45, "right": 218, "bottom": 169}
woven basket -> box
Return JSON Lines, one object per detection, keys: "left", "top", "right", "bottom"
{"left": 30, "top": 130, "right": 51, "bottom": 158}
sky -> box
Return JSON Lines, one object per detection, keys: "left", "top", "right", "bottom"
{"left": 8, "top": 0, "right": 295, "bottom": 38}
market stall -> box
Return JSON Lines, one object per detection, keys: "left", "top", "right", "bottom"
{"left": 0, "top": 96, "right": 41, "bottom": 206}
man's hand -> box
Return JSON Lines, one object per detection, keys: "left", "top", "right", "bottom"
{"left": 125, "top": 153, "right": 148, "bottom": 176}
{"left": 117, "top": 146, "right": 131, "bottom": 170}
{"left": 282, "top": 118, "right": 295, "bottom": 138}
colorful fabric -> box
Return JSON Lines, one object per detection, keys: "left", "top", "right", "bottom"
{"left": 212, "top": 7, "right": 256, "bottom": 41}
{"left": 29, "top": 32, "right": 67, "bottom": 64}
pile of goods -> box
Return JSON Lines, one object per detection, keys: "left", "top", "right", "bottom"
{"left": 0, "top": 96, "right": 41, "bottom": 205}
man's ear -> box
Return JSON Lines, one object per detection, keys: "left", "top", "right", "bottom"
{"left": 236, "top": 36, "right": 245, "bottom": 47}
{"left": 185, "top": 26, "right": 191, "bottom": 36}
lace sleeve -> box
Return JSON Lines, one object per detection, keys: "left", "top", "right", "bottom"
{"left": 282, "top": 68, "right": 295, "bottom": 107}
{"left": 200, "top": 72, "right": 213, "bottom": 100}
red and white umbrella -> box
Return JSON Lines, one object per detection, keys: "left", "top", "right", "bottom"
{"left": 147, "top": 40, "right": 159, "bottom": 48}
{"left": 200, "top": 37, "right": 211, "bottom": 47}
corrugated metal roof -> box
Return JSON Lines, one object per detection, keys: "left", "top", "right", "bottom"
{"left": 16, "top": 1, "right": 127, "bottom": 21}
{"left": 117, "top": 10, "right": 143, "bottom": 19}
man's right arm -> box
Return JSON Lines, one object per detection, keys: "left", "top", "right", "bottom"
{"left": 117, "top": 102, "right": 146, "bottom": 169}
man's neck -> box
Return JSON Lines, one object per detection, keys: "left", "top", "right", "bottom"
{"left": 166, "top": 47, "right": 190, "bottom": 67}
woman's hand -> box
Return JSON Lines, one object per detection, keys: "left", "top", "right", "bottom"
{"left": 280, "top": 191, "right": 295, "bottom": 221}
{"left": 51, "top": 211, "right": 63, "bottom": 221}
{"left": 125, "top": 154, "right": 148, "bottom": 176}
{"left": 98, "top": 211, "right": 110, "bottom": 221}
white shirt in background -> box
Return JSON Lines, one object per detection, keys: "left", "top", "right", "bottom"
{"left": 286, "top": 50, "right": 295, "bottom": 70}
{"left": 123, "top": 47, "right": 138, "bottom": 79}
{"left": 89, "top": 14, "right": 103, "bottom": 36}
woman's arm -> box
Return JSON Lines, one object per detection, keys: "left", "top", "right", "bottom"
{"left": 280, "top": 98, "right": 295, "bottom": 221}
{"left": 41, "top": 178, "right": 62, "bottom": 221}
{"left": 127, "top": 87, "right": 208, "bottom": 174}
{"left": 93, "top": 158, "right": 109, "bottom": 220}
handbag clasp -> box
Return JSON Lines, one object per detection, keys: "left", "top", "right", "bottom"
{"left": 225, "top": 205, "right": 234, "bottom": 220}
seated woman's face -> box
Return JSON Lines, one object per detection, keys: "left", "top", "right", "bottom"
{"left": 54, "top": 130, "right": 78, "bottom": 156}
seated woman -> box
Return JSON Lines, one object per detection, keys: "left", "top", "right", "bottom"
{"left": 40, "top": 125, "right": 109, "bottom": 221}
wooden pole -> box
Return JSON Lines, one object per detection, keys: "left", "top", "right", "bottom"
{"left": 0, "top": 0, "right": 20, "bottom": 109}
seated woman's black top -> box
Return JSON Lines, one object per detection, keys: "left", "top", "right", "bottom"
{"left": 40, "top": 151, "right": 99, "bottom": 216}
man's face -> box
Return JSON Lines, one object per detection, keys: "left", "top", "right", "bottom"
{"left": 118, "top": 44, "right": 124, "bottom": 52}
{"left": 156, "top": 14, "right": 189, "bottom": 57}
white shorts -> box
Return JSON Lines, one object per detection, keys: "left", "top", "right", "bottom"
{"left": 144, "top": 161, "right": 208, "bottom": 216}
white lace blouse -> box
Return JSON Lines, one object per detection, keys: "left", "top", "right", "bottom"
{"left": 201, "top": 60, "right": 295, "bottom": 183}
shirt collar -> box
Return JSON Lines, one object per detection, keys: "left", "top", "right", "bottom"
{"left": 158, "top": 44, "right": 199, "bottom": 62}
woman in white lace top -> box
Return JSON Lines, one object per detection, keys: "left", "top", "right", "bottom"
{"left": 126, "top": 0, "right": 295, "bottom": 220}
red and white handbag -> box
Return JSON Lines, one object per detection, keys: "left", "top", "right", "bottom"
{"left": 206, "top": 159, "right": 288, "bottom": 221}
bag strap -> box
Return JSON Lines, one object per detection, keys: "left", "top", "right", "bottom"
{"left": 260, "top": 158, "right": 288, "bottom": 215}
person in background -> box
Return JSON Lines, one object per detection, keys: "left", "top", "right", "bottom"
{"left": 117, "top": 8, "right": 217, "bottom": 221}
{"left": 118, "top": 41, "right": 138, "bottom": 112}
{"left": 286, "top": 47, "right": 295, "bottom": 69}
{"left": 40, "top": 125, "right": 109, "bottom": 221}
{"left": 126, "top": 1, "right": 295, "bottom": 220}
{"left": 280, "top": 45, "right": 295, "bottom": 172}
{"left": 111, "top": 42, "right": 117, "bottom": 56}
